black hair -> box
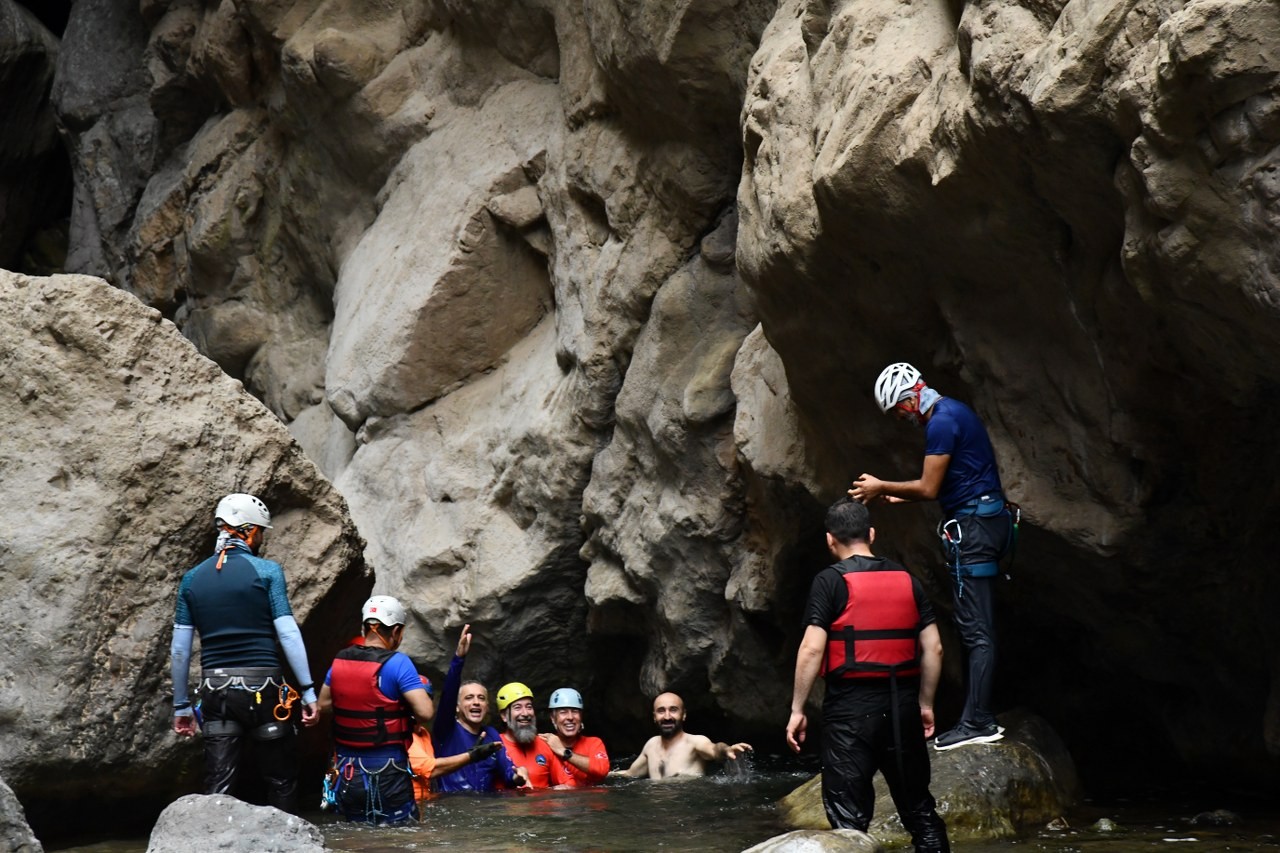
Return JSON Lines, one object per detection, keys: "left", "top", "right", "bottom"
{"left": 825, "top": 497, "right": 870, "bottom": 545}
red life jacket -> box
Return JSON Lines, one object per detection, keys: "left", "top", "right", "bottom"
{"left": 822, "top": 558, "right": 921, "bottom": 679}
{"left": 329, "top": 646, "right": 414, "bottom": 750}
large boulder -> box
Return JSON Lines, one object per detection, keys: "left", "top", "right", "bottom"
{"left": 0, "top": 271, "right": 369, "bottom": 805}
{"left": 778, "top": 711, "right": 1078, "bottom": 844}
{"left": 147, "top": 794, "right": 325, "bottom": 853}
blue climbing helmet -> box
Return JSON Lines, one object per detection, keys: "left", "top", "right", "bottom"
{"left": 548, "top": 687, "right": 584, "bottom": 710}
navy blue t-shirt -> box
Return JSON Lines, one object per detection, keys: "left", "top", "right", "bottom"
{"left": 924, "top": 397, "right": 1002, "bottom": 515}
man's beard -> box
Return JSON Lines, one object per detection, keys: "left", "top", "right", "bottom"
{"left": 658, "top": 720, "right": 682, "bottom": 739}
{"left": 511, "top": 720, "right": 538, "bottom": 746}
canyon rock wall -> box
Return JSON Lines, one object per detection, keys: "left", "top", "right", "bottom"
{"left": 738, "top": 0, "right": 1280, "bottom": 780}
{"left": 0, "top": 270, "right": 369, "bottom": 802}
{"left": 2, "top": 0, "right": 1279, "bottom": 812}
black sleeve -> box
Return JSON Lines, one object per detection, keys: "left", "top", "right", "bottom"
{"left": 803, "top": 567, "right": 846, "bottom": 628}
{"left": 911, "top": 576, "right": 937, "bottom": 627}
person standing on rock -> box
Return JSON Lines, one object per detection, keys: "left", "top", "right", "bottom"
{"left": 787, "top": 497, "right": 950, "bottom": 851}
{"left": 850, "top": 362, "right": 1014, "bottom": 750}
{"left": 170, "top": 493, "right": 320, "bottom": 813}
{"left": 613, "top": 692, "right": 752, "bottom": 779}
{"left": 431, "top": 624, "right": 528, "bottom": 792}
{"left": 542, "top": 687, "right": 610, "bottom": 787}
{"left": 496, "top": 682, "right": 556, "bottom": 788}
{"left": 319, "top": 596, "right": 435, "bottom": 824}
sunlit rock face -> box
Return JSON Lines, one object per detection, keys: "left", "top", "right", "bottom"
{"left": 0, "top": 271, "right": 369, "bottom": 803}
{"left": 24, "top": 0, "right": 1280, "bottom": 810}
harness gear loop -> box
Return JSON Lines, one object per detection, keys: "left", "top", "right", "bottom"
{"left": 275, "top": 683, "right": 300, "bottom": 721}
{"left": 937, "top": 516, "right": 966, "bottom": 597}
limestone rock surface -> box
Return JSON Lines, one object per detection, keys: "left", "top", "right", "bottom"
{"left": 146, "top": 794, "right": 326, "bottom": 853}
{"left": 739, "top": 0, "right": 1280, "bottom": 783}
{"left": 22, "top": 0, "right": 1280, "bottom": 809}
{"left": 0, "top": 775, "right": 41, "bottom": 853}
{"left": 0, "top": 271, "right": 369, "bottom": 803}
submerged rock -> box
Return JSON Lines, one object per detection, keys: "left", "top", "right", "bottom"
{"left": 743, "top": 828, "right": 883, "bottom": 852}
{"left": 146, "top": 794, "right": 325, "bottom": 853}
{"left": 778, "top": 711, "right": 1078, "bottom": 844}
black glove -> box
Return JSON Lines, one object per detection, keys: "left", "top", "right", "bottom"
{"left": 469, "top": 741, "right": 501, "bottom": 762}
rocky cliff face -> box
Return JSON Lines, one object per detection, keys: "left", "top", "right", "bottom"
{"left": 1, "top": 0, "right": 1278, "bottom": 817}
{"left": 0, "top": 270, "right": 369, "bottom": 804}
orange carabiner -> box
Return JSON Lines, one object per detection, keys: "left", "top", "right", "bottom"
{"left": 274, "top": 683, "right": 299, "bottom": 721}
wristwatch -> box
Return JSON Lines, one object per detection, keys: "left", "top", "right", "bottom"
{"left": 562, "top": 748, "right": 573, "bottom": 761}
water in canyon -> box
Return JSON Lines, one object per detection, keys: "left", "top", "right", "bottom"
{"left": 43, "top": 754, "right": 1280, "bottom": 853}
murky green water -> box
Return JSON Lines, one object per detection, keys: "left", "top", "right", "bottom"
{"left": 44, "top": 762, "right": 1280, "bottom": 852}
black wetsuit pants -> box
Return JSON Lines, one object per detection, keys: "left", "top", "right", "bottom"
{"left": 821, "top": 702, "right": 950, "bottom": 852}
{"left": 951, "top": 574, "right": 998, "bottom": 730}
{"left": 202, "top": 687, "right": 299, "bottom": 813}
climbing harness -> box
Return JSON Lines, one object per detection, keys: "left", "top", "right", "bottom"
{"left": 938, "top": 495, "right": 1021, "bottom": 597}
{"left": 331, "top": 755, "right": 417, "bottom": 824}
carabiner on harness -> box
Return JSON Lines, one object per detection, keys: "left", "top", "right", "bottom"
{"left": 274, "top": 683, "right": 300, "bottom": 721}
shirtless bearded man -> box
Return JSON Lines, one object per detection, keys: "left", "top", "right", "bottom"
{"left": 615, "top": 692, "right": 752, "bottom": 779}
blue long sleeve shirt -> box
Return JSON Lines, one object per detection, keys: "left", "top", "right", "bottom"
{"left": 430, "top": 655, "right": 519, "bottom": 792}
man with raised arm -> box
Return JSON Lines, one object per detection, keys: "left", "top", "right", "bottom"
{"left": 614, "top": 692, "right": 752, "bottom": 779}
{"left": 787, "top": 497, "right": 950, "bottom": 851}
{"left": 430, "top": 623, "right": 528, "bottom": 792}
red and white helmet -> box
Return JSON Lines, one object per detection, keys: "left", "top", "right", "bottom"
{"left": 362, "top": 595, "right": 407, "bottom": 627}
{"left": 214, "top": 493, "right": 272, "bottom": 529}
{"left": 873, "top": 362, "right": 923, "bottom": 412}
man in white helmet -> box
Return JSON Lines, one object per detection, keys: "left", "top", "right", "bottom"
{"left": 170, "top": 493, "right": 320, "bottom": 813}
{"left": 850, "top": 363, "right": 1014, "bottom": 751}
{"left": 318, "top": 595, "right": 435, "bottom": 824}
{"left": 541, "top": 687, "right": 610, "bottom": 787}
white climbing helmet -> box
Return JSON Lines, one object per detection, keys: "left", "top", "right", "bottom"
{"left": 873, "top": 362, "right": 923, "bottom": 413}
{"left": 214, "top": 493, "right": 272, "bottom": 529}
{"left": 548, "top": 687, "right": 584, "bottom": 710}
{"left": 362, "top": 595, "right": 407, "bottom": 627}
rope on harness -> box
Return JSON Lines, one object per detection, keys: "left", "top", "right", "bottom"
{"left": 1002, "top": 502, "right": 1022, "bottom": 580}
{"left": 335, "top": 756, "right": 410, "bottom": 824}
{"left": 937, "top": 517, "right": 965, "bottom": 598}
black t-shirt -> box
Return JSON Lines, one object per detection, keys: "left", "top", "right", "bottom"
{"left": 803, "top": 555, "right": 936, "bottom": 718}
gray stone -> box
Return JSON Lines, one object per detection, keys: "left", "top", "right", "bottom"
{"left": 0, "top": 270, "right": 369, "bottom": 803}
{"left": 0, "top": 775, "right": 41, "bottom": 853}
{"left": 743, "top": 829, "right": 882, "bottom": 853}
{"left": 147, "top": 794, "right": 325, "bottom": 853}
